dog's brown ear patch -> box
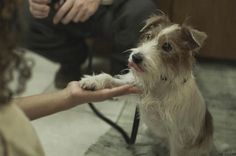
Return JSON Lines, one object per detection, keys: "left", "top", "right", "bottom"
{"left": 181, "top": 26, "right": 207, "bottom": 51}
{"left": 140, "top": 14, "right": 170, "bottom": 33}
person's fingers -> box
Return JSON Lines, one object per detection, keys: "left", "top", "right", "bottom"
{"left": 31, "top": 0, "right": 49, "bottom": 4}
{"left": 30, "top": 2, "right": 50, "bottom": 14}
{"left": 84, "top": 85, "right": 141, "bottom": 102}
{"left": 127, "top": 86, "right": 142, "bottom": 94}
{"left": 109, "top": 85, "right": 141, "bottom": 95}
{"left": 62, "top": 5, "right": 80, "bottom": 24}
{"left": 80, "top": 85, "right": 129, "bottom": 102}
{"left": 29, "top": 7, "right": 49, "bottom": 18}
{"left": 73, "top": 8, "right": 86, "bottom": 23}
{"left": 100, "top": 85, "right": 136, "bottom": 99}
{"left": 34, "top": 15, "right": 48, "bottom": 19}
{"left": 53, "top": 0, "right": 73, "bottom": 24}
{"left": 80, "top": 10, "right": 92, "bottom": 22}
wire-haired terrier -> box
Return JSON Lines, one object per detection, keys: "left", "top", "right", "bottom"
{"left": 80, "top": 14, "right": 213, "bottom": 156}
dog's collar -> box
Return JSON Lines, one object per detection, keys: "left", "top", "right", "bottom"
{"left": 160, "top": 74, "right": 188, "bottom": 84}
{"left": 183, "top": 78, "right": 188, "bottom": 84}
{"left": 160, "top": 75, "right": 168, "bottom": 81}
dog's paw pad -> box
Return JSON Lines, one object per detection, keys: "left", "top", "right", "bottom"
{"left": 83, "top": 84, "right": 96, "bottom": 91}
{"left": 79, "top": 78, "right": 98, "bottom": 91}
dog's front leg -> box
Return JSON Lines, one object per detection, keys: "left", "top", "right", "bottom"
{"left": 79, "top": 73, "right": 126, "bottom": 90}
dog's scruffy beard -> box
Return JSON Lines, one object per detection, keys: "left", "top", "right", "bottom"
{"left": 79, "top": 14, "right": 213, "bottom": 156}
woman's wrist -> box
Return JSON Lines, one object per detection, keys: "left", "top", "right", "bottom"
{"left": 62, "top": 85, "right": 81, "bottom": 110}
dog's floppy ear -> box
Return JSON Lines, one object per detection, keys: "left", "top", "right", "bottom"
{"left": 181, "top": 26, "right": 207, "bottom": 51}
{"left": 140, "top": 14, "right": 170, "bottom": 33}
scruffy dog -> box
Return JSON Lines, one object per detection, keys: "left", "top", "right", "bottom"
{"left": 80, "top": 14, "right": 213, "bottom": 156}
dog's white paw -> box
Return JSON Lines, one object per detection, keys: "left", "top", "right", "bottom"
{"left": 79, "top": 75, "right": 101, "bottom": 91}
{"left": 80, "top": 73, "right": 116, "bottom": 90}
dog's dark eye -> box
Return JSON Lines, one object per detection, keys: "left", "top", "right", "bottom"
{"left": 162, "top": 42, "right": 172, "bottom": 52}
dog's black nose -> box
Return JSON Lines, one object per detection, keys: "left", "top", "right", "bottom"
{"left": 132, "top": 53, "right": 143, "bottom": 64}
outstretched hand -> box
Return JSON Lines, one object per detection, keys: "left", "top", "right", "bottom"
{"left": 66, "top": 81, "right": 140, "bottom": 105}
{"left": 15, "top": 81, "right": 139, "bottom": 120}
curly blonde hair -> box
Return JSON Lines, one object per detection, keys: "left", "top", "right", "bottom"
{"left": 0, "top": 0, "right": 32, "bottom": 105}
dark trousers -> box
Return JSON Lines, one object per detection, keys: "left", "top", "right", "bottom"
{"left": 23, "top": 0, "right": 158, "bottom": 67}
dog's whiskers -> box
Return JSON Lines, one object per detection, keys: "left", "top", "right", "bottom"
{"left": 122, "top": 49, "right": 132, "bottom": 54}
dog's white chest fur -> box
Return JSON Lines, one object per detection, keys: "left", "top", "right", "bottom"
{"left": 137, "top": 75, "right": 206, "bottom": 145}
{"left": 139, "top": 96, "right": 169, "bottom": 138}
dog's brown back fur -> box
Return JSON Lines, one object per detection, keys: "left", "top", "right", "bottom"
{"left": 194, "top": 109, "right": 213, "bottom": 149}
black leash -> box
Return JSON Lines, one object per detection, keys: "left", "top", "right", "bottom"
{"left": 86, "top": 38, "right": 140, "bottom": 144}
{"left": 88, "top": 103, "right": 140, "bottom": 145}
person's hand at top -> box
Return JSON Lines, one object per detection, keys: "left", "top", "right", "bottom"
{"left": 53, "top": 0, "right": 101, "bottom": 25}
{"left": 28, "top": 0, "right": 50, "bottom": 19}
